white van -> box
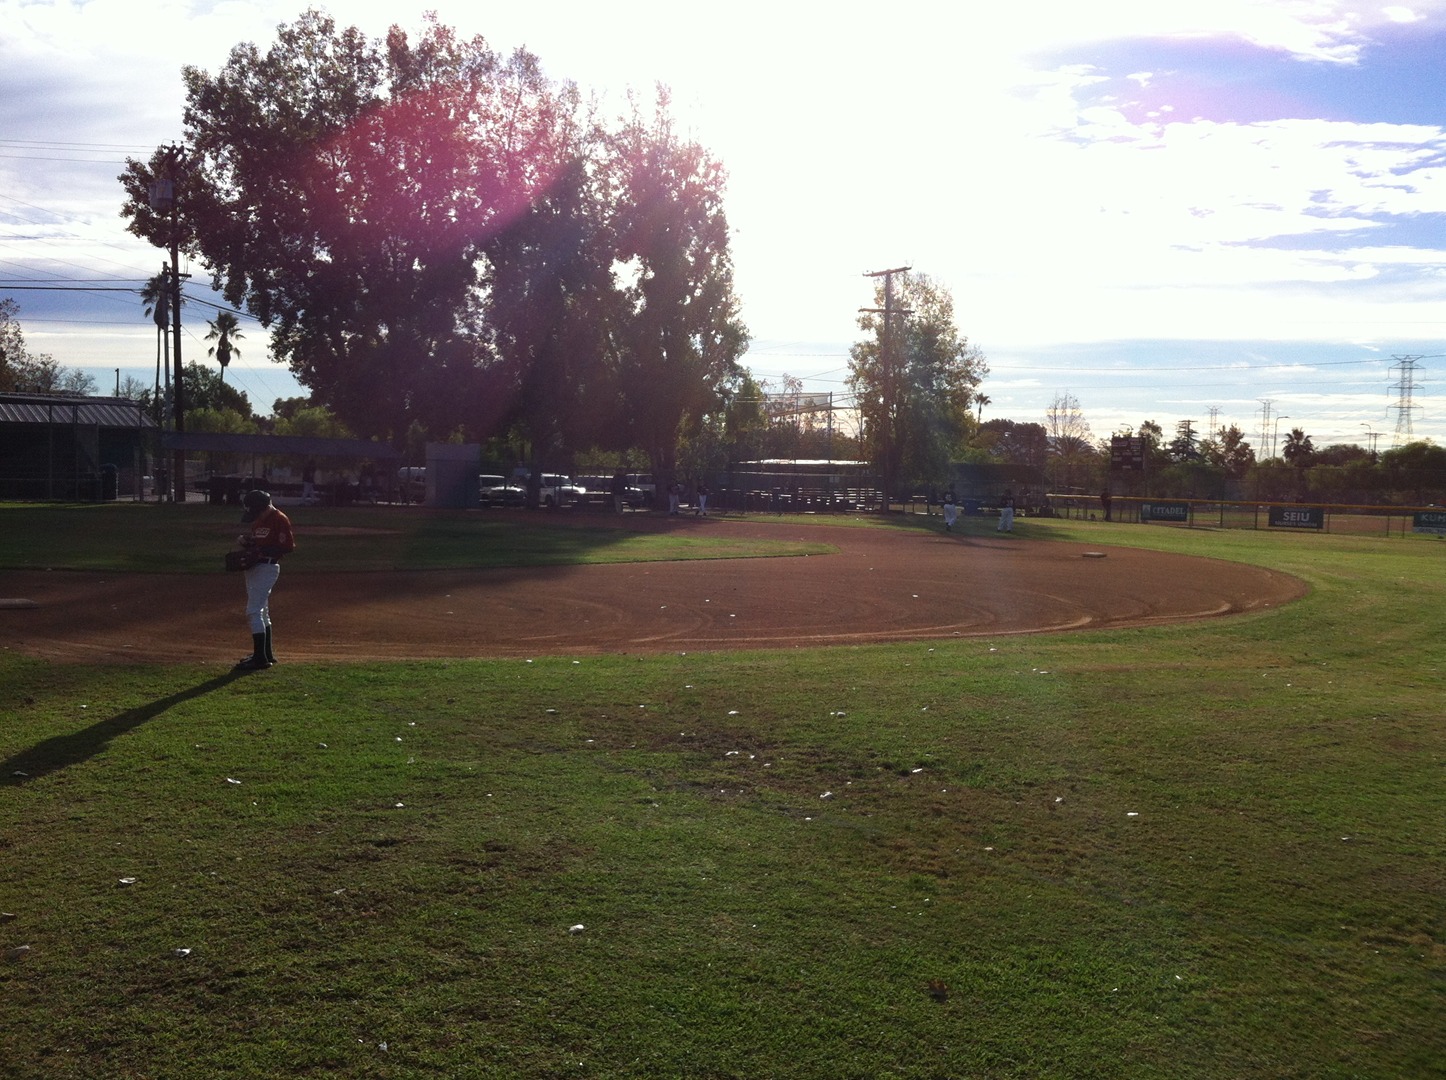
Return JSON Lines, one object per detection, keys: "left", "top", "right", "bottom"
{"left": 625, "top": 473, "right": 656, "bottom": 506}
{"left": 539, "top": 473, "right": 583, "bottom": 507}
{"left": 396, "top": 466, "right": 425, "bottom": 503}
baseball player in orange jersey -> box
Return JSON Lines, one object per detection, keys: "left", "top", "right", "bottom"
{"left": 234, "top": 490, "right": 295, "bottom": 670}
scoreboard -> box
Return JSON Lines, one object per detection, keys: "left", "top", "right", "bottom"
{"left": 1110, "top": 436, "right": 1145, "bottom": 471}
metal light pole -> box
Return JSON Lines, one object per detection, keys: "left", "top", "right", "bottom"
{"left": 1272, "top": 415, "right": 1289, "bottom": 459}
{"left": 1360, "top": 422, "right": 1378, "bottom": 462}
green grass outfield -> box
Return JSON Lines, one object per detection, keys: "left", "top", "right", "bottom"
{"left": 1, "top": 506, "right": 1442, "bottom": 1079}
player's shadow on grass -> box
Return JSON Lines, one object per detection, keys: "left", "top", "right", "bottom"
{"left": 1, "top": 671, "right": 246, "bottom": 785}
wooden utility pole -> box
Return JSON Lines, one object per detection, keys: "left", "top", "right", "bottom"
{"left": 861, "top": 266, "right": 911, "bottom": 510}
{"left": 149, "top": 145, "right": 188, "bottom": 502}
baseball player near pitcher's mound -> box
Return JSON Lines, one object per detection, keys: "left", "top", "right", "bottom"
{"left": 234, "top": 490, "right": 295, "bottom": 671}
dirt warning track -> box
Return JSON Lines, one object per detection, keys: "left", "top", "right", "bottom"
{"left": 0, "top": 518, "right": 1304, "bottom": 665}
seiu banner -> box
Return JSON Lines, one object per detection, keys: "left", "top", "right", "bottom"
{"left": 1268, "top": 506, "right": 1323, "bottom": 530}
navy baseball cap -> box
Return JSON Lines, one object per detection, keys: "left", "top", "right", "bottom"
{"left": 240, "top": 489, "right": 272, "bottom": 523}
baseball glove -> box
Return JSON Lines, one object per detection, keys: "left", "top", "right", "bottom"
{"left": 224, "top": 548, "right": 260, "bottom": 572}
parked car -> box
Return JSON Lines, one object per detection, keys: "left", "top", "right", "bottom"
{"left": 572, "top": 476, "right": 610, "bottom": 506}
{"left": 538, "top": 473, "right": 584, "bottom": 508}
{"left": 478, "top": 474, "right": 525, "bottom": 507}
{"left": 575, "top": 475, "right": 646, "bottom": 508}
{"left": 397, "top": 466, "right": 426, "bottom": 503}
{"left": 625, "top": 472, "right": 656, "bottom": 506}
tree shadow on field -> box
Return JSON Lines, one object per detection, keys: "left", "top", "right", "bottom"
{"left": 1, "top": 672, "right": 247, "bottom": 785}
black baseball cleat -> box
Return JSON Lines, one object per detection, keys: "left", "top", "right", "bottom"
{"left": 233, "top": 655, "right": 273, "bottom": 671}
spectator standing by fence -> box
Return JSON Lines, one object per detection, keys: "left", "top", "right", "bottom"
{"left": 302, "top": 460, "right": 317, "bottom": 505}
{"left": 611, "top": 470, "right": 626, "bottom": 514}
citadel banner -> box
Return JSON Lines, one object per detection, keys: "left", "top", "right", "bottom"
{"left": 1141, "top": 501, "right": 1190, "bottom": 523}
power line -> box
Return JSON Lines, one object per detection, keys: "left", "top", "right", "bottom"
{"left": 0, "top": 138, "right": 153, "bottom": 151}
{"left": 0, "top": 284, "right": 139, "bottom": 291}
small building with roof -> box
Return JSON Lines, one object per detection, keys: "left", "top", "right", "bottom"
{"left": 0, "top": 393, "right": 156, "bottom": 500}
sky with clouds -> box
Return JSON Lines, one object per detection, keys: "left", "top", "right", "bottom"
{"left": 2, "top": 0, "right": 1445, "bottom": 452}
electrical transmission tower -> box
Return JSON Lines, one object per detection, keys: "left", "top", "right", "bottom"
{"left": 1387, "top": 356, "right": 1424, "bottom": 446}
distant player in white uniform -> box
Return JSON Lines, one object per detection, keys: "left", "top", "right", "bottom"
{"left": 997, "top": 492, "right": 1015, "bottom": 533}
{"left": 942, "top": 491, "right": 959, "bottom": 531}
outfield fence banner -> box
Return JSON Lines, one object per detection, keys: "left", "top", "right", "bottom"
{"left": 1141, "top": 501, "right": 1190, "bottom": 523}
{"left": 1269, "top": 506, "right": 1324, "bottom": 530}
{"left": 1413, "top": 510, "right": 1446, "bottom": 535}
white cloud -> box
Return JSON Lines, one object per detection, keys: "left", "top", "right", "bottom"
{"left": 4, "top": 0, "right": 1446, "bottom": 438}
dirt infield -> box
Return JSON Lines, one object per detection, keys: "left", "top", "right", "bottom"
{"left": 0, "top": 517, "right": 1305, "bottom": 665}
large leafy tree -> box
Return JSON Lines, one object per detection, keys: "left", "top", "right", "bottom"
{"left": 721, "top": 372, "right": 768, "bottom": 463}
{"left": 120, "top": 12, "right": 571, "bottom": 442}
{"left": 483, "top": 147, "right": 624, "bottom": 467}
{"left": 0, "top": 299, "right": 96, "bottom": 395}
{"left": 608, "top": 90, "right": 749, "bottom": 486}
{"left": 978, "top": 419, "right": 1049, "bottom": 470}
{"left": 1044, "top": 391, "right": 1094, "bottom": 489}
{"left": 1201, "top": 424, "right": 1255, "bottom": 476}
{"left": 120, "top": 13, "right": 747, "bottom": 471}
{"left": 1168, "top": 420, "right": 1201, "bottom": 462}
{"left": 1380, "top": 439, "right": 1446, "bottom": 503}
{"left": 149, "top": 361, "right": 251, "bottom": 418}
{"left": 848, "top": 271, "right": 986, "bottom": 496}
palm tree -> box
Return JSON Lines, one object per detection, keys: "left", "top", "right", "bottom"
{"left": 1281, "top": 427, "right": 1315, "bottom": 499}
{"left": 205, "top": 312, "right": 244, "bottom": 382}
{"left": 140, "top": 270, "right": 170, "bottom": 417}
{"left": 1281, "top": 427, "right": 1314, "bottom": 468}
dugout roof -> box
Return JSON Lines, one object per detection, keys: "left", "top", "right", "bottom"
{"left": 0, "top": 393, "right": 156, "bottom": 429}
